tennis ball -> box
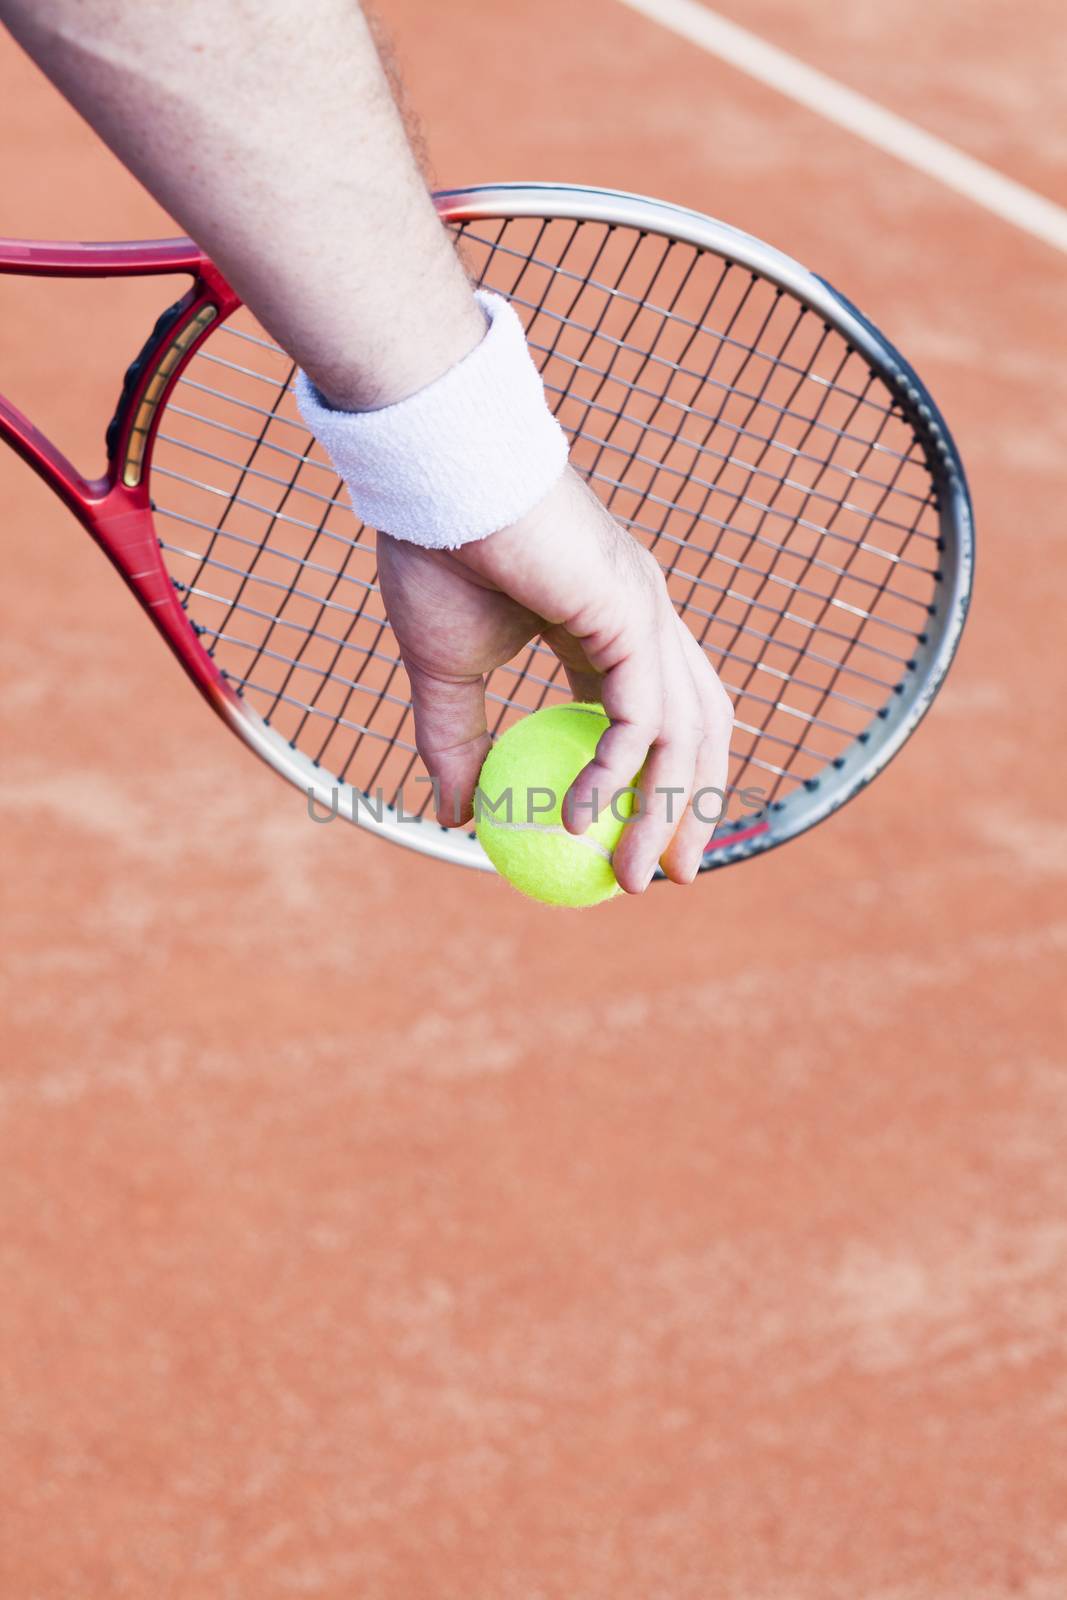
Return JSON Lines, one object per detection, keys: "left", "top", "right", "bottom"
{"left": 475, "top": 702, "right": 634, "bottom": 907}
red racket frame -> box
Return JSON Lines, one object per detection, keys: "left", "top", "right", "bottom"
{"left": 0, "top": 235, "right": 238, "bottom": 717}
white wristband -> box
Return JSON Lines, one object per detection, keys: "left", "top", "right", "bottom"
{"left": 294, "top": 289, "right": 570, "bottom": 550}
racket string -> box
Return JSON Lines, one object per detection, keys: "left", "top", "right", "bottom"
{"left": 161, "top": 414, "right": 938, "bottom": 562}
{"left": 147, "top": 214, "right": 943, "bottom": 819}
{"left": 448, "top": 232, "right": 907, "bottom": 417}
{"left": 701, "top": 347, "right": 889, "bottom": 798}
{"left": 155, "top": 508, "right": 917, "bottom": 673}
{"left": 170, "top": 554, "right": 890, "bottom": 721}
{"left": 175, "top": 367, "right": 937, "bottom": 514}
{"left": 153, "top": 461, "right": 930, "bottom": 622}
{"left": 189, "top": 328, "right": 917, "bottom": 472}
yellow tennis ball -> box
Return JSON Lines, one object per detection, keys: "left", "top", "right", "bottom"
{"left": 475, "top": 702, "right": 634, "bottom": 907}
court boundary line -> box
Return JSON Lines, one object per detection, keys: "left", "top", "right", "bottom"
{"left": 615, "top": 0, "right": 1067, "bottom": 257}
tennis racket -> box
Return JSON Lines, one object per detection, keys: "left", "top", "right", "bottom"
{"left": 0, "top": 184, "right": 973, "bottom": 877}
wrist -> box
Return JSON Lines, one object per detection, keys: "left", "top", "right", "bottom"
{"left": 295, "top": 290, "right": 570, "bottom": 550}
{"left": 304, "top": 290, "right": 488, "bottom": 413}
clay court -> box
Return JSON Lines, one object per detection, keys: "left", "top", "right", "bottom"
{"left": 1, "top": 2, "right": 1065, "bottom": 1596}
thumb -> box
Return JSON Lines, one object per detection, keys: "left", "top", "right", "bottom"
{"left": 405, "top": 664, "right": 491, "bottom": 827}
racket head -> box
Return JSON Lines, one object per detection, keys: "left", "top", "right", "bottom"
{"left": 91, "top": 185, "right": 973, "bottom": 875}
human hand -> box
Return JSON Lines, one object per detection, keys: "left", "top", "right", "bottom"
{"left": 377, "top": 466, "right": 734, "bottom": 894}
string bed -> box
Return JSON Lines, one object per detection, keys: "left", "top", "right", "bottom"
{"left": 149, "top": 215, "right": 942, "bottom": 825}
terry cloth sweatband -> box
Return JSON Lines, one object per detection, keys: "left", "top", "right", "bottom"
{"left": 293, "top": 289, "right": 570, "bottom": 550}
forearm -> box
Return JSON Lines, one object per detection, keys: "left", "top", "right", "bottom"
{"left": 0, "top": 0, "right": 485, "bottom": 409}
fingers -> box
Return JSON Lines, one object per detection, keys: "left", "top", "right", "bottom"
{"left": 561, "top": 665, "right": 605, "bottom": 704}
{"left": 560, "top": 562, "right": 734, "bottom": 894}
{"left": 405, "top": 664, "right": 490, "bottom": 827}
{"left": 562, "top": 643, "right": 662, "bottom": 838}
{"left": 559, "top": 548, "right": 662, "bottom": 834}
{"left": 539, "top": 621, "right": 603, "bottom": 706}
{"left": 607, "top": 603, "right": 702, "bottom": 893}
{"left": 610, "top": 722, "right": 701, "bottom": 893}
{"left": 375, "top": 529, "right": 522, "bottom": 828}
{"left": 659, "top": 614, "right": 734, "bottom": 881}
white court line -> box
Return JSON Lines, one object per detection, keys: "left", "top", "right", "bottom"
{"left": 615, "top": 0, "right": 1067, "bottom": 257}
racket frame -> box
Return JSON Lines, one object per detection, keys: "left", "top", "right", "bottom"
{"left": 0, "top": 186, "right": 974, "bottom": 875}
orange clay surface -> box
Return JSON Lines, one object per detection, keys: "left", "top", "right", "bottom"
{"left": 1, "top": 3, "right": 1066, "bottom": 1596}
